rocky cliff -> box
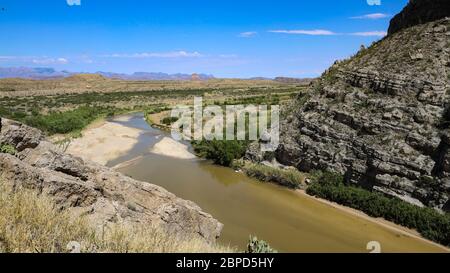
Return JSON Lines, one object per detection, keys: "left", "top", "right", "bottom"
{"left": 251, "top": 3, "right": 450, "bottom": 211}
{"left": 388, "top": 0, "right": 450, "bottom": 35}
{"left": 0, "top": 118, "right": 222, "bottom": 242}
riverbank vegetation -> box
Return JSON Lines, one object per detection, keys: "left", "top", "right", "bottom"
{"left": 233, "top": 160, "right": 305, "bottom": 189}
{"left": 0, "top": 183, "right": 234, "bottom": 253}
{"left": 1, "top": 104, "right": 131, "bottom": 135}
{"left": 24, "top": 106, "right": 120, "bottom": 135}
{"left": 306, "top": 171, "right": 450, "bottom": 247}
{"left": 192, "top": 140, "right": 249, "bottom": 166}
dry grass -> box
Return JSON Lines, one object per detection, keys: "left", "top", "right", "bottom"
{"left": 0, "top": 182, "right": 234, "bottom": 253}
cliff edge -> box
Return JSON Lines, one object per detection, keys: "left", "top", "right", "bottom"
{"left": 388, "top": 0, "right": 450, "bottom": 35}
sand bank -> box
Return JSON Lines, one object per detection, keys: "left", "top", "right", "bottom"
{"left": 150, "top": 137, "right": 197, "bottom": 159}
{"left": 66, "top": 121, "right": 142, "bottom": 165}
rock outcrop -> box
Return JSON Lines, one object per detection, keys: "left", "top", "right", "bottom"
{"left": 388, "top": 0, "right": 450, "bottom": 35}
{"left": 249, "top": 3, "right": 450, "bottom": 211}
{"left": 0, "top": 118, "right": 222, "bottom": 242}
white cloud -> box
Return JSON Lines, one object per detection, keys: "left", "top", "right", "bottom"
{"left": 218, "top": 54, "right": 238, "bottom": 59}
{"left": 57, "top": 58, "right": 69, "bottom": 64}
{"left": 66, "top": 0, "right": 81, "bottom": 6}
{"left": 0, "top": 55, "right": 69, "bottom": 64}
{"left": 0, "top": 56, "right": 17, "bottom": 60}
{"left": 269, "top": 29, "right": 387, "bottom": 38}
{"left": 269, "top": 29, "right": 337, "bottom": 36}
{"left": 32, "top": 57, "right": 68, "bottom": 65}
{"left": 350, "top": 31, "right": 387, "bottom": 37}
{"left": 239, "top": 31, "right": 257, "bottom": 38}
{"left": 350, "top": 13, "right": 389, "bottom": 19}
{"left": 106, "top": 51, "right": 203, "bottom": 58}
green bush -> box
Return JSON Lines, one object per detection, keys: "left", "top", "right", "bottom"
{"left": 0, "top": 144, "right": 16, "bottom": 155}
{"left": 238, "top": 161, "right": 304, "bottom": 189}
{"left": 246, "top": 236, "right": 277, "bottom": 253}
{"left": 192, "top": 140, "right": 249, "bottom": 167}
{"left": 306, "top": 171, "right": 450, "bottom": 247}
{"left": 310, "top": 170, "right": 345, "bottom": 187}
{"left": 24, "top": 106, "right": 116, "bottom": 135}
{"left": 161, "top": 116, "right": 179, "bottom": 125}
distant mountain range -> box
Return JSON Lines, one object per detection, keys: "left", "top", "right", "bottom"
{"left": 0, "top": 67, "right": 215, "bottom": 81}
{"left": 0, "top": 67, "right": 313, "bottom": 82}
{"left": 95, "top": 71, "right": 215, "bottom": 81}
{"left": 0, "top": 67, "right": 72, "bottom": 79}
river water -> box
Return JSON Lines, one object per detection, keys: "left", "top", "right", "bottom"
{"left": 108, "top": 113, "right": 447, "bottom": 253}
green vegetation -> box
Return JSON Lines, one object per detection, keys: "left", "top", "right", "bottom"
{"left": 0, "top": 84, "right": 301, "bottom": 136}
{"left": 1, "top": 102, "right": 171, "bottom": 136}
{"left": 161, "top": 116, "right": 179, "bottom": 125}
{"left": 192, "top": 140, "right": 249, "bottom": 167}
{"left": 191, "top": 103, "right": 279, "bottom": 167}
{"left": 234, "top": 160, "right": 305, "bottom": 189}
{"left": 215, "top": 94, "right": 283, "bottom": 106}
{"left": 0, "top": 183, "right": 234, "bottom": 253}
{"left": 2, "top": 105, "right": 128, "bottom": 135}
{"left": 246, "top": 236, "right": 277, "bottom": 253}
{"left": 23, "top": 106, "right": 121, "bottom": 135}
{"left": 0, "top": 143, "right": 16, "bottom": 155}
{"left": 144, "top": 105, "right": 170, "bottom": 115}
{"left": 0, "top": 86, "right": 301, "bottom": 115}
{"left": 306, "top": 171, "right": 450, "bottom": 247}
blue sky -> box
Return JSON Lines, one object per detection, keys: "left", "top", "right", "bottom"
{"left": 0, "top": 0, "right": 408, "bottom": 78}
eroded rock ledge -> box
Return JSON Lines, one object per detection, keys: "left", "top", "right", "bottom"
{"left": 0, "top": 118, "right": 223, "bottom": 243}
{"left": 388, "top": 0, "right": 450, "bottom": 35}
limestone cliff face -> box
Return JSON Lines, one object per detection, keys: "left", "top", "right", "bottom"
{"left": 388, "top": 0, "right": 450, "bottom": 35}
{"left": 260, "top": 6, "right": 450, "bottom": 211}
{"left": 0, "top": 118, "right": 223, "bottom": 242}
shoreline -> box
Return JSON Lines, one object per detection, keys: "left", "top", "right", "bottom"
{"left": 65, "top": 117, "right": 143, "bottom": 165}
{"left": 64, "top": 113, "right": 450, "bottom": 253}
{"left": 296, "top": 189, "right": 450, "bottom": 252}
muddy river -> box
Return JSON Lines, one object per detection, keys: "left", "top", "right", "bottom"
{"left": 107, "top": 113, "right": 447, "bottom": 253}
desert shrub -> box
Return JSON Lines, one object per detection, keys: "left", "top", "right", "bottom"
{"left": 246, "top": 236, "right": 277, "bottom": 253}
{"left": 0, "top": 143, "right": 16, "bottom": 155}
{"left": 306, "top": 171, "right": 450, "bottom": 247}
{"left": 192, "top": 140, "right": 249, "bottom": 167}
{"left": 161, "top": 116, "right": 179, "bottom": 125}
